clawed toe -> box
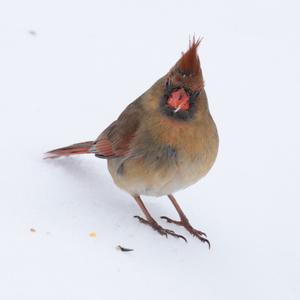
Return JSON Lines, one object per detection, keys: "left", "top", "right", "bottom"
{"left": 190, "top": 230, "right": 211, "bottom": 248}
{"left": 160, "top": 216, "right": 182, "bottom": 225}
{"left": 134, "top": 215, "right": 187, "bottom": 242}
{"left": 134, "top": 215, "right": 148, "bottom": 224}
{"left": 193, "top": 228, "right": 207, "bottom": 238}
{"left": 160, "top": 215, "right": 210, "bottom": 248}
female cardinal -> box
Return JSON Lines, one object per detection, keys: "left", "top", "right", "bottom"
{"left": 46, "top": 38, "right": 219, "bottom": 247}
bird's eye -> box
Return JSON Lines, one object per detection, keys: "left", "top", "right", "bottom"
{"left": 165, "top": 78, "right": 173, "bottom": 94}
{"left": 166, "top": 78, "right": 171, "bottom": 87}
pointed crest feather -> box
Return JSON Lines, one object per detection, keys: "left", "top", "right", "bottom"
{"left": 177, "top": 37, "right": 202, "bottom": 75}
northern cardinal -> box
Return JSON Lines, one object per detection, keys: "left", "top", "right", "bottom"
{"left": 46, "top": 38, "right": 219, "bottom": 247}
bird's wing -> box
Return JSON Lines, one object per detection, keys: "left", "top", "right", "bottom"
{"left": 92, "top": 101, "right": 142, "bottom": 158}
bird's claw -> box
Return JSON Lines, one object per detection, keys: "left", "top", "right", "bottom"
{"left": 160, "top": 216, "right": 182, "bottom": 226}
{"left": 190, "top": 231, "right": 211, "bottom": 249}
{"left": 134, "top": 215, "right": 148, "bottom": 224}
{"left": 160, "top": 215, "right": 210, "bottom": 248}
{"left": 134, "top": 215, "right": 187, "bottom": 242}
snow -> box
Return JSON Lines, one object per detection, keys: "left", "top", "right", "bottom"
{"left": 0, "top": 0, "right": 299, "bottom": 299}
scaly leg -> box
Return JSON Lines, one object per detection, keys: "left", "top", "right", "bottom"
{"left": 161, "top": 194, "right": 210, "bottom": 248}
{"left": 133, "top": 195, "right": 187, "bottom": 242}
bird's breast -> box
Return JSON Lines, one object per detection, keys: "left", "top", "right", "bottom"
{"left": 107, "top": 114, "right": 218, "bottom": 197}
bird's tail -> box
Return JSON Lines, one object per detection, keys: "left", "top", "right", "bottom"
{"left": 44, "top": 141, "right": 94, "bottom": 159}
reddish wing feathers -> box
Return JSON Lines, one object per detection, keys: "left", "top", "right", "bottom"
{"left": 45, "top": 135, "right": 135, "bottom": 159}
{"left": 45, "top": 137, "right": 133, "bottom": 159}
{"left": 94, "top": 131, "right": 135, "bottom": 158}
{"left": 94, "top": 103, "right": 141, "bottom": 158}
{"left": 94, "top": 138, "right": 115, "bottom": 157}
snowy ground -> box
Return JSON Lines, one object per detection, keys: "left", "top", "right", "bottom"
{"left": 0, "top": 1, "right": 300, "bottom": 299}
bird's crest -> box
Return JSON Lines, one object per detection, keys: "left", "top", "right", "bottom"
{"left": 176, "top": 37, "right": 202, "bottom": 76}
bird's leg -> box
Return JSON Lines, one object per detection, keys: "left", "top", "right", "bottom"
{"left": 161, "top": 194, "right": 210, "bottom": 248}
{"left": 133, "top": 195, "right": 187, "bottom": 242}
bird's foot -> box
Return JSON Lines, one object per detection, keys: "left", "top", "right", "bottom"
{"left": 134, "top": 216, "right": 187, "bottom": 242}
{"left": 160, "top": 215, "right": 210, "bottom": 248}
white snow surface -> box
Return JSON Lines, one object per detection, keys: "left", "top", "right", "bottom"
{"left": 0, "top": 1, "right": 300, "bottom": 299}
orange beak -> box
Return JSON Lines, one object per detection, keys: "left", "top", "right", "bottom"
{"left": 167, "top": 88, "right": 190, "bottom": 112}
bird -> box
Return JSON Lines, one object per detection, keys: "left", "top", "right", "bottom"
{"left": 45, "top": 38, "right": 219, "bottom": 247}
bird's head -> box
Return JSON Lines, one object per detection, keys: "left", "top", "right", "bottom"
{"left": 160, "top": 37, "right": 205, "bottom": 120}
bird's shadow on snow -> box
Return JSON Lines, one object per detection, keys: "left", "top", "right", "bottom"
{"left": 45, "top": 157, "right": 129, "bottom": 208}
{"left": 44, "top": 157, "right": 169, "bottom": 223}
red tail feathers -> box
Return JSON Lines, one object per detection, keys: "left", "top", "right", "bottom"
{"left": 44, "top": 141, "right": 94, "bottom": 159}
